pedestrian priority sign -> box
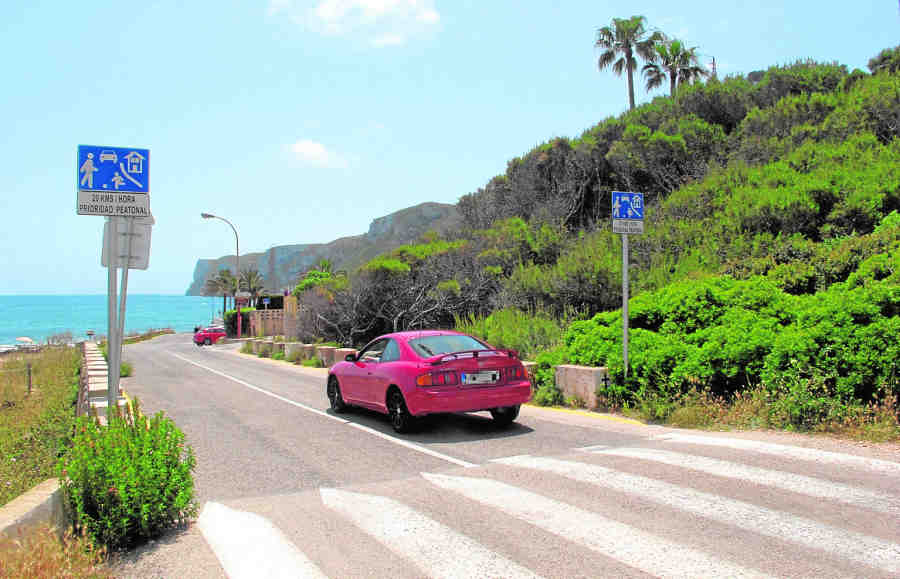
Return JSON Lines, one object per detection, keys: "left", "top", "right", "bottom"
{"left": 612, "top": 191, "right": 644, "bottom": 234}
{"left": 77, "top": 145, "right": 149, "bottom": 194}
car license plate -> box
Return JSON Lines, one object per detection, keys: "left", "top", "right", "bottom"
{"left": 461, "top": 371, "right": 499, "bottom": 385}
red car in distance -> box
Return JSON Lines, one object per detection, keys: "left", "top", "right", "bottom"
{"left": 327, "top": 330, "right": 531, "bottom": 433}
{"left": 194, "top": 326, "right": 226, "bottom": 346}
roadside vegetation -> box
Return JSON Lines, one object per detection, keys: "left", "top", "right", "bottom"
{"left": 57, "top": 400, "right": 197, "bottom": 550}
{"left": 282, "top": 36, "right": 900, "bottom": 441}
{"left": 0, "top": 347, "right": 80, "bottom": 506}
{"left": 0, "top": 524, "right": 110, "bottom": 578}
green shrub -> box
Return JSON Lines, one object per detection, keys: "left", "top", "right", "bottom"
{"left": 57, "top": 400, "right": 197, "bottom": 550}
{"left": 272, "top": 351, "right": 285, "bottom": 361}
{"left": 120, "top": 362, "right": 133, "bottom": 378}
{"left": 301, "top": 358, "right": 324, "bottom": 368}
{"left": 224, "top": 307, "right": 254, "bottom": 337}
{"left": 454, "top": 307, "right": 568, "bottom": 360}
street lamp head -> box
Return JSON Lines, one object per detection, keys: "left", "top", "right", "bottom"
{"left": 201, "top": 212, "right": 215, "bottom": 219}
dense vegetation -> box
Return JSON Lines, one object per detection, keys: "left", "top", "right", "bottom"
{"left": 288, "top": 48, "right": 900, "bottom": 436}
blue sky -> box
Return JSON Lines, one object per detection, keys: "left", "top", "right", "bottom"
{"left": 1, "top": 1, "right": 897, "bottom": 295}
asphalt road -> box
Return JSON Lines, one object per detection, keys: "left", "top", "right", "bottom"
{"left": 111, "top": 333, "right": 900, "bottom": 578}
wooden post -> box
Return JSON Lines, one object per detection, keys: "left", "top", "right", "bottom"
{"left": 27, "top": 363, "right": 32, "bottom": 395}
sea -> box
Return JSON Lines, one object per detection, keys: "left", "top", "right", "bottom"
{"left": 0, "top": 295, "right": 224, "bottom": 347}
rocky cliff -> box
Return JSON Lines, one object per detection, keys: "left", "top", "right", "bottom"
{"left": 185, "top": 202, "right": 461, "bottom": 295}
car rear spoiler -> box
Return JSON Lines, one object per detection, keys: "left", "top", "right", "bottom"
{"left": 426, "top": 349, "right": 519, "bottom": 366}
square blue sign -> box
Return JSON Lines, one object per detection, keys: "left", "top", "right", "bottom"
{"left": 77, "top": 145, "right": 150, "bottom": 193}
{"left": 612, "top": 191, "right": 643, "bottom": 220}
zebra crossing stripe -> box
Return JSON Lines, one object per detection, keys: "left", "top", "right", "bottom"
{"left": 495, "top": 455, "right": 900, "bottom": 575}
{"left": 422, "top": 473, "right": 775, "bottom": 579}
{"left": 656, "top": 433, "right": 900, "bottom": 477}
{"left": 198, "top": 502, "right": 327, "bottom": 579}
{"left": 593, "top": 447, "right": 900, "bottom": 516}
{"left": 320, "top": 488, "right": 542, "bottom": 579}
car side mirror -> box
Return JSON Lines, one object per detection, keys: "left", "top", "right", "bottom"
{"left": 345, "top": 353, "right": 357, "bottom": 362}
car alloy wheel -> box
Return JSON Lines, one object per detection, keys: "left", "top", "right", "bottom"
{"left": 387, "top": 389, "right": 413, "bottom": 433}
{"left": 327, "top": 376, "right": 347, "bottom": 413}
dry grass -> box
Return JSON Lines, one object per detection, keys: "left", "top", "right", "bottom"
{"left": 0, "top": 524, "right": 111, "bottom": 578}
{"left": 663, "top": 386, "right": 900, "bottom": 442}
{"left": 1, "top": 347, "right": 80, "bottom": 506}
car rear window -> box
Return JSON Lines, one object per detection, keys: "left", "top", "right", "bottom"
{"left": 408, "top": 335, "right": 489, "bottom": 358}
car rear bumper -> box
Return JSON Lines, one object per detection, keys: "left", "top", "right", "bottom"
{"left": 406, "top": 381, "right": 532, "bottom": 416}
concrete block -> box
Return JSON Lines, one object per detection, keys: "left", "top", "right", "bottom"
{"left": 0, "top": 479, "right": 65, "bottom": 538}
{"left": 554, "top": 364, "right": 610, "bottom": 409}
{"left": 284, "top": 342, "right": 303, "bottom": 360}
{"left": 315, "top": 346, "right": 337, "bottom": 367}
{"left": 301, "top": 344, "right": 317, "bottom": 359}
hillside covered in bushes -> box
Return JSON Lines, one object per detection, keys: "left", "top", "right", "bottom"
{"left": 293, "top": 49, "right": 900, "bottom": 435}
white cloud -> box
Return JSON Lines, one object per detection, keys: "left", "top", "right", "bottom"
{"left": 268, "top": 0, "right": 440, "bottom": 46}
{"left": 288, "top": 140, "right": 349, "bottom": 168}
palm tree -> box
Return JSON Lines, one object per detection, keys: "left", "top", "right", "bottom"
{"left": 240, "top": 268, "right": 266, "bottom": 307}
{"left": 642, "top": 38, "right": 707, "bottom": 101}
{"left": 212, "top": 269, "right": 236, "bottom": 313}
{"left": 595, "top": 15, "right": 663, "bottom": 110}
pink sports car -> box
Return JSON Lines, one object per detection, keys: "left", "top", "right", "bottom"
{"left": 327, "top": 330, "right": 532, "bottom": 433}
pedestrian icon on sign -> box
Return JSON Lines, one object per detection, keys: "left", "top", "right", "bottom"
{"left": 80, "top": 153, "right": 98, "bottom": 188}
{"left": 111, "top": 172, "right": 125, "bottom": 190}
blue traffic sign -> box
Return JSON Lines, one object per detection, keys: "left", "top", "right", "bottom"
{"left": 612, "top": 191, "right": 643, "bottom": 220}
{"left": 77, "top": 145, "right": 150, "bottom": 193}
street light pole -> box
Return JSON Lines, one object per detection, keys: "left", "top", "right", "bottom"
{"left": 201, "top": 213, "right": 242, "bottom": 338}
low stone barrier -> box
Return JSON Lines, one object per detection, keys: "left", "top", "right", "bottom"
{"left": 0, "top": 479, "right": 64, "bottom": 539}
{"left": 554, "top": 364, "right": 610, "bottom": 409}
{"left": 284, "top": 342, "right": 303, "bottom": 361}
{"left": 301, "top": 344, "right": 317, "bottom": 360}
{"left": 316, "top": 346, "right": 337, "bottom": 367}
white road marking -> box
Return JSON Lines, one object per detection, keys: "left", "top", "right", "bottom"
{"left": 495, "top": 455, "right": 900, "bottom": 574}
{"left": 198, "top": 501, "right": 327, "bottom": 579}
{"left": 656, "top": 432, "right": 900, "bottom": 477}
{"left": 171, "top": 353, "right": 475, "bottom": 468}
{"left": 321, "top": 488, "right": 541, "bottom": 579}
{"left": 592, "top": 446, "right": 900, "bottom": 516}
{"left": 423, "top": 473, "right": 774, "bottom": 579}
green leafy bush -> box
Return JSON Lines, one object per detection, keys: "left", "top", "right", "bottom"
{"left": 454, "top": 307, "right": 567, "bottom": 360}
{"left": 272, "top": 351, "right": 285, "bottom": 361}
{"left": 58, "top": 400, "right": 197, "bottom": 550}
{"left": 224, "top": 307, "right": 254, "bottom": 337}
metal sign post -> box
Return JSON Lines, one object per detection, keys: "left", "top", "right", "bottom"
{"left": 78, "top": 145, "right": 151, "bottom": 414}
{"left": 612, "top": 191, "right": 644, "bottom": 379}
{"left": 106, "top": 218, "right": 120, "bottom": 410}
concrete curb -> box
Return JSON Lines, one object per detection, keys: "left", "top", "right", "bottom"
{"left": 0, "top": 479, "right": 65, "bottom": 538}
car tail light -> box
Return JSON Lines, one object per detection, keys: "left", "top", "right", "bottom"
{"left": 416, "top": 371, "right": 459, "bottom": 386}
{"left": 504, "top": 366, "right": 526, "bottom": 381}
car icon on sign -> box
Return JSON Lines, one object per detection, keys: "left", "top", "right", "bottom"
{"left": 99, "top": 150, "right": 117, "bottom": 163}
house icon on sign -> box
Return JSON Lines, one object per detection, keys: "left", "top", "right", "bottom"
{"left": 125, "top": 151, "right": 145, "bottom": 174}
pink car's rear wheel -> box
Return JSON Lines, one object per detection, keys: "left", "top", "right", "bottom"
{"left": 490, "top": 404, "right": 520, "bottom": 427}
{"left": 387, "top": 389, "right": 414, "bottom": 433}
